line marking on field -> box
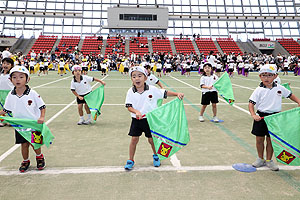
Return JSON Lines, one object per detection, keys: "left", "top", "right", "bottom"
{"left": 44, "top": 102, "right": 297, "bottom": 106}
{"left": 0, "top": 75, "right": 108, "bottom": 163}
{"left": 170, "top": 75, "right": 251, "bottom": 115}
{"left": 1, "top": 165, "right": 300, "bottom": 176}
{"left": 32, "top": 76, "right": 72, "bottom": 89}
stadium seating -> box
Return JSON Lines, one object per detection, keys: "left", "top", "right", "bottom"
{"left": 81, "top": 36, "right": 103, "bottom": 56}
{"left": 277, "top": 38, "right": 300, "bottom": 56}
{"left": 151, "top": 37, "right": 172, "bottom": 54}
{"left": 173, "top": 38, "right": 196, "bottom": 55}
{"left": 104, "top": 37, "right": 125, "bottom": 56}
{"left": 195, "top": 38, "right": 219, "bottom": 56}
{"left": 129, "top": 37, "right": 149, "bottom": 56}
{"left": 253, "top": 38, "right": 271, "bottom": 41}
{"left": 216, "top": 38, "right": 243, "bottom": 55}
{"left": 27, "top": 35, "right": 57, "bottom": 58}
{"left": 56, "top": 36, "right": 80, "bottom": 56}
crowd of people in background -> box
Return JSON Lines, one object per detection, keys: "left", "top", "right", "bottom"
{"left": 1, "top": 35, "right": 300, "bottom": 77}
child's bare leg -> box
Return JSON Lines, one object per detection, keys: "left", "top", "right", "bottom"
{"left": 200, "top": 105, "right": 207, "bottom": 116}
{"left": 33, "top": 147, "right": 41, "bottom": 155}
{"left": 266, "top": 136, "right": 274, "bottom": 160}
{"left": 256, "top": 136, "right": 265, "bottom": 159}
{"left": 78, "top": 104, "right": 84, "bottom": 116}
{"left": 148, "top": 137, "right": 156, "bottom": 154}
{"left": 212, "top": 103, "right": 217, "bottom": 116}
{"left": 129, "top": 136, "right": 139, "bottom": 160}
{"left": 84, "top": 103, "right": 91, "bottom": 114}
{"left": 21, "top": 142, "right": 30, "bottom": 160}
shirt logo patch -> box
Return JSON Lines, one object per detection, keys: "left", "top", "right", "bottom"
{"left": 84, "top": 82, "right": 87, "bottom": 84}
{"left": 148, "top": 95, "right": 153, "bottom": 100}
{"left": 28, "top": 100, "right": 33, "bottom": 106}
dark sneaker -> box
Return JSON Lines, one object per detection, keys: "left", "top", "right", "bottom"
{"left": 124, "top": 160, "right": 134, "bottom": 170}
{"left": 153, "top": 154, "right": 161, "bottom": 167}
{"left": 19, "top": 160, "right": 30, "bottom": 173}
{"left": 36, "top": 154, "right": 45, "bottom": 170}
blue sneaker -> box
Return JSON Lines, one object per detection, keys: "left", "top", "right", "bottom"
{"left": 153, "top": 154, "right": 161, "bottom": 167}
{"left": 124, "top": 160, "right": 134, "bottom": 170}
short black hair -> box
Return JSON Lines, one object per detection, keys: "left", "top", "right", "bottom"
{"left": 2, "top": 57, "right": 14, "bottom": 67}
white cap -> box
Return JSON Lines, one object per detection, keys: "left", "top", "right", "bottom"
{"left": 72, "top": 65, "right": 82, "bottom": 72}
{"left": 259, "top": 64, "right": 277, "bottom": 74}
{"left": 10, "top": 66, "right": 29, "bottom": 76}
{"left": 129, "top": 66, "right": 148, "bottom": 76}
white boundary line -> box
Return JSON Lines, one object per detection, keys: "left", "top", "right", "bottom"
{"left": 170, "top": 75, "right": 251, "bottom": 115}
{"left": 32, "top": 76, "right": 72, "bottom": 89}
{"left": 44, "top": 102, "right": 297, "bottom": 106}
{"left": 1, "top": 165, "right": 300, "bottom": 175}
{"left": 0, "top": 75, "right": 108, "bottom": 163}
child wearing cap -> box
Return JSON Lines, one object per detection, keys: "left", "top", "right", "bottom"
{"left": 249, "top": 64, "right": 300, "bottom": 171}
{"left": 198, "top": 63, "right": 220, "bottom": 122}
{"left": 58, "top": 58, "right": 65, "bottom": 76}
{"left": 124, "top": 66, "right": 184, "bottom": 170}
{"left": 0, "top": 58, "right": 14, "bottom": 127}
{"left": 0, "top": 66, "right": 46, "bottom": 172}
{"left": 70, "top": 65, "right": 106, "bottom": 125}
{"left": 29, "top": 58, "right": 36, "bottom": 74}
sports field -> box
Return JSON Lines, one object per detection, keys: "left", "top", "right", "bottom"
{"left": 0, "top": 71, "right": 300, "bottom": 200}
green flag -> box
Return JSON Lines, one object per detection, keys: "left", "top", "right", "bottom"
{"left": 84, "top": 85, "right": 104, "bottom": 122}
{"left": 213, "top": 72, "right": 235, "bottom": 105}
{"left": 0, "top": 90, "right": 10, "bottom": 109}
{"left": 281, "top": 83, "right": 292, "bottom": 92}
{"left": 0, "top": 116, "right": 54, "bottom": 150}
{"left": 146, "top": 98, "right": 190, "bottom": 160}
{"left": 264, "top": 107, "right": 300, "bottom": 166}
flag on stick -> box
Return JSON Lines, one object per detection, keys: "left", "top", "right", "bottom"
{"left": 0, "top": 116, "right": 54, "bottom": 149}
{"left": 264, "top": 107, "right": 300, "bottom": 166}
{"left": 84, "top": 85, "right": 105, "bottom": 122}
{"left": 146, "top": 98, "right": 190, "bottom": 160}
{"left": 213, "top": 72, "right": 235, "bottom": 105}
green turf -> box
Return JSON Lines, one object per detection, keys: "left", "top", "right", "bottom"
{"left": 0, "top": 71, "right": 300, "bottom": 199}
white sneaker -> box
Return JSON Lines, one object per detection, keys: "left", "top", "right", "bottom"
{"left": 198, "top": 116, "right": 205, "bottom": 122}
{"left": 212, "top": 116, "right": 219, "bottom": 123}
{"left": 83, "top": 119, "right": 92, "bottom": 125}
{"left": 266, "top": 160, "right": 279, "bottom": 171}
{"left": 252, "top": 158, "right": 266, "bottom": 168}
{"left": 77, "top": 119, "right": 85, "bottom": 125}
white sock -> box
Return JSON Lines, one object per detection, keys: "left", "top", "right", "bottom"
{"left": 80, "top": 116, "right": 84, "bottom": 120}
{"left": 87, "top": 114, "right": 91, "bottom": 120}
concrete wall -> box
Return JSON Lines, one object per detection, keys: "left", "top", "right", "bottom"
{"left": 107, "top": 6, "right": 168, "bottom": 29}
{"left": 0, "top": 38, "right": 18, "bottom": 47}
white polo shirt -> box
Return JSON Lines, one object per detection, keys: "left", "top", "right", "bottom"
{"left": 200, "top": 74, "right": 218, "bottom": 93}
{"left": 249, "top": 82, "right": 291, "bottom": 113}
{"left": 3, "top": 86, "right": 46, "bottom": 120}
{"left": 146, "top": 74, "right": 159, "bottom": 86}
{"left": 0, "top": 74, "right": 14, "bottom": 90}
{"left": 165, "top": 63, "right": 172, "bottom": 69}
{"left": 70, "top": 75, "right": 94, "bottom": 95}
{"left": 125, "top": 84, "right": 167, "bottom": 119}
